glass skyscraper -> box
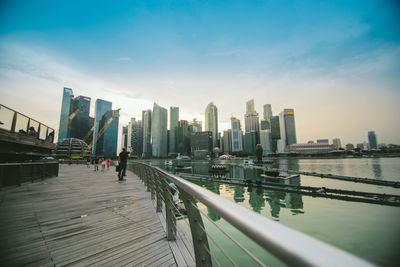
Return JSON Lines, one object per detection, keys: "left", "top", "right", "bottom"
{"left": 231, "top": 117, "right": 243, "bottom": 152}
{"left": 58, "top": 87, "right": 73, "bottom": 141}
{"left": 70, "top": 95, "right": 91, "bottom": 141}
{"left": 96, "top": 110, "right": 119, "bottom": 157}
{"left": 205, "top": 102, "right": 218, "bottom": 148}
{"left": 151, "top": 103, "right": 168, "bottom": 157}
{"left": 279, "top": 109, "right": 297, "bottom": 152}
{"left": 128, "top": 118, "right": 143, "bottom": 156}
{"left": 142, "top": 110, "right": 152, "bottom": 158}
{"left": 169, "top": 106, "right": 179, "bottom": 153}
{"left": 368, "top": 131, "right": 378, "bottom": 150}
{"left": 263, "top": 104, "right": 273, "bottom": 121}
{"left": 93, "top": 99, "right": 112, "bottom": 154}
{"left": 270, "top": 116, "right": 281, "bottom": 153}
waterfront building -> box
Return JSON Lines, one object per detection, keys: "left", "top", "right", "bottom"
{"left": 244, "top": 131, "right": 257, "bottom": 152}
{"left": 176, "top": 120, "right": 190, "bottom": 155}
{"left": 169, "top": 107, "right": 179, "bottom": 153}
{"left": 190, "top": 131, "right": 213, "bottom": 153}
{"left": 356, "top": 143, "right": 364, "bottom": 151}
{"left": 317, "top": 139, "right": 329, "bottom": 144}
{"left": 368, "top": 131, "right": 378, "bottom": 150}
{"left": 142, "top": 109, "right": 152, "bottom": 158}
{"left": 127, "top": 118, "right": 143, "bottom": 157}
{"left": 244, "top": 99, "right": 260, "bottom": 134}
{"left": 288, "top": 143, "right": 334, "bottom": 154}
{"left": 205, "top": 102, "right": 218, "bottom": 148}
{"left": 222, "top": 130, "right": 232, "bottom": 153}
{"left": 263, "top": 104, "right": 273, "bottom": 121}
{"left": 332, "top": 138, "right": 342, "bottom": 149}
{"left": 345, "top": 144, "right": 354, "bottom": 151}
{"left": 70, "top": 95, "right": 91, "bottom": 141}
{"left": 96, "top": 110, "right": 119, "bottom": 157}
{"left": 151, "top": 103, "right": 168, "bottom": 158}
{"left": 260, "top": 130, "right": 272, "bottom": 155}
{"left": 121, "top": 125, "right": 128, "bottom": 149}
{"left": 93, "top": 99, "right": 112, "bottom": 154}
{"left": 58, "top": 87, "right": 74, "bottom": 140}
{"left": 270, "top": 116, "right": 281, "bottom": 153}
{"left": 189, "top": 119, "right": 202, "bottom": 132}
{"left": 231, "top": 117, "right": 243, "bottom": 152}
{"left": 278, "top": 109, "right": 297, "bottom": 152}
{"left": 260, "top": 119, "right": 270, "bottom": 131}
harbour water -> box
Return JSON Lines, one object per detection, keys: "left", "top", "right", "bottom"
{"left": 146, "top": 158, "right": 400, "bottom": 266}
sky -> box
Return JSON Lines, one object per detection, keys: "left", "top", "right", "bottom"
{"left": 0, "top": 0, "right": 399, "bottom": 145}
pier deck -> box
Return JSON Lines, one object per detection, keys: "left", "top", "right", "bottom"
{"left": 0, "top": 164, "right": 194, "bottom": 266}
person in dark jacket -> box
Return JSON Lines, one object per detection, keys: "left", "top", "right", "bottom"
{"left": 118, "top": 148, "right": 130, "bottom": 181}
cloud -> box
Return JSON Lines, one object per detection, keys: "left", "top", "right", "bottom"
{"left": 119, "top": 57, "right": 132, "bottom": 61}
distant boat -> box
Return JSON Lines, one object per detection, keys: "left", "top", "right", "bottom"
{"left": 164, "top": 160, "right": 173, "bottom": 166}
{"left": 209, "top": 164, "right": 229, "bottom": 172}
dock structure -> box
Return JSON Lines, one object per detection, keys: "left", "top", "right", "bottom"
{"left": 0, "top": 164, "right": 194, "bottom": 266}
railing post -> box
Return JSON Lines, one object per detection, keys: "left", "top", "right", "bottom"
{"left": 11, "top": 111, "right": 17, "bottom": 132}
{"left": 179, "top": 189, "right": 212, "bottom": 267}
{"left": 161, "top": 175, "right": 176, "bottom": 241}
{"left": 146, "top": 167, "right": 155, "bottom": 200}
{"left": 152, "top": 169, "right": 163, "bottom": 212}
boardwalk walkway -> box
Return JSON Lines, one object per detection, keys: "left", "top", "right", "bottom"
{"left": 0, "top": 164, "right": 194, "bottom": 266}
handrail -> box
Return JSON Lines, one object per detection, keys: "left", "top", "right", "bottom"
{"left": 133, "top": 161, "right": 373, "bottom": 267}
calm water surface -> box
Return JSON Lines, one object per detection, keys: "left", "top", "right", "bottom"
{"left": 146, "top": 158, "right": 400, "bottom": 266}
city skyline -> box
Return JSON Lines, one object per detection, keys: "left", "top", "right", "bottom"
{"left": 0, "top": 1, "right": 399, "bottom": 145}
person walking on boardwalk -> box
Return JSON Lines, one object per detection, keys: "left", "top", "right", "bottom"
{"left": 118, "top": 148, "right": 130, "bottom": 181}
{"left": 101, "top": 158, "right": 106, "bottom": 171}
{"left": 94, "top": 156, "right": 99, "bottom": 171}
{"left": 86, "top": 157, "right": 91, "bottom": 168}
{"left": 106, "top": 158, "right": 111, "bottom": 170}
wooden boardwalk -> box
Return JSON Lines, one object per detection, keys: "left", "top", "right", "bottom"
{"left": 0, "top": 164, "right": 195, "bottom": 266}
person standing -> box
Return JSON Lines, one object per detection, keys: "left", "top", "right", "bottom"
{"left": 118, "top": 148, "right": 130, "bottom": 181}
{"left": 94, "top": 156, "right": 99, "bottom": 171}
{"left": 101, "top": 158, "right": 106, "bottom": 171}
{"left": 106, "top": 158, "right": 111, "bottom": 170}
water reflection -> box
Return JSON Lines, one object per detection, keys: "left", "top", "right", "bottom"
{"left": 233, "top": 185, "right": 245, "bottom": 203}
{"left": 371, "top": 159, "right": 382, "bottom": 179}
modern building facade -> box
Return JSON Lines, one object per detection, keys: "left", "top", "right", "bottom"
{"left": 244, "top": 99, "right": 260, "bottom": 134}
{"left": 205, "top": 102, "right": 218, "bottom": 148}
{"left": 176, "top": 120, "right": 190, "bottom": 155}
{"left": 332, "top": 138, "right": 342, "bottom": 150}
{"left": 244, "top": 131, "right": 257, "bottom": 152}
{"left": 317, "top": 139, "right": 329, "bottom": 144}
{"left": 288, "top": 143, "right": 334, "bottom": 154}
{"left": 96, "top": 110, "right": 119, "bottom": 157}
{"left": 222, "top": 129, "right": 232, "bottom": 153}
{"left": 189, "top": 119, "right": 202, "bottom": 132}
{"left": 368, "top": 131, "right": 378, "bottom": 150}
{"left": 151, "top": 103, "right": 168, "bottom": 157}
{"left": 263, "top": 104, "right": 272, "bottom": 120}
{"left": 190, "top": 131, "right": 213, "bottom": 153}
{"left": 278, "top": 109, "right": 297, "bottom": 152}
{"left": 70, "top": 95, "right": 91, "bottom": 141}
{"left": 58, "top": 87, "right": 74, "bottom": 140}
{"left": 93, "top": 99, "right": 112, "bottom": 154}
{"left": 270, "top": 116, "right": 281, "bottom": 153}
{"left": 169, "top": 107, "right": 179, "bottom": 153}
{"left": 127, "top": 118, "right": 143, "bottom": 157}
{"left": 231, "top": 117, "right": 243, "bottom": 152}
{"left": 142, "top": 109, "right": 152, "bottom": 158}
{"left": 259, "top": 119, "right": 272, "bottom": 155}
{"left": 121, "top": 126, "right": 128, "bottom": 150}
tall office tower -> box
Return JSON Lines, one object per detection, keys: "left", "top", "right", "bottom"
{"left": 121, "top": 126, "right": 128, "bottom": 149}
{"left": 231, "top": 117, "right": 243, "bottom": 152}
{"left": 332, "top": 138, "right": 342, "bottom": 150}
{"left": 70, "top": 95, "right": 91, "bottom": 140}
{"left": 244, "top": 99, "right": 260, "bottom": 133}
{"left": 169, "top": 107, "right": 179, "bottom": 153}
{"left": 270, "top": 116, "right": 281, "bottom": 153}
{"left": 189, "top": 119, "right": 202, "bottom": 132}
{"left": 278, "top": 109, "right": 297, "bottom": 152}
{"left": 345, "top": 144, "right": 354, "bottom": 151}
{"left": 176, "top": 120, "right": 190, "bottom": 155}
{"left": 96, "top": 110, "right": 119, "bottom": 157}
{"left": 205, "top": 102, "right": 218, "bottom": 148}
{"left": 368, "top": 131, "right": 378, "bottom": 150}
{"left": 127, "top": 118, "right": 143, "bottom": 156}
{"left": 244, "top": 131, "right": 257, "bottom": 152}
{"left": 263, "top": 104, "right": 273, "bottom": 121}
{"left": 260, "top": 119, "right": 272, "bottom": 155}
{"left": 190, "top": 131, "right": 213, "bottom": 153}
{"left": 93, "top": 99, "right": 112, "bottom": 154}
{"left": 222, "top": 130, "right": 232, "bottom": 153}
{"left": 151, "top": 103, "right": 168, "bottom": 157}
{"left": 142, "top": 110, "right": 152, "bottom": 158}
{"left": 58, "top": 87, "right": 74, "bottom": 140}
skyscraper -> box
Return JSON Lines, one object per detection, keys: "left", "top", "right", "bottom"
{"left": 121, "top": 125, "right": 128, "bottom": 150}
{"left": 93, "top": 99, "right": 112, "bottom": 154}
{"left": 231, "top": 117, "right": 243, "bottom": 152}
{"left": 244, "top": 99, "right": 260, "bottom": 133}
{"left": 127, "top": 118, "right": 143, "bottom": 157}
{"left": 263, "top": 104, "right": 272, "bottom": 121}
{"left": 70, "top": 95, "right": 91, "bottom": 141}
{"left": 222, "top": 129, "right": 232, "bottom": 153}
{"left": 332, "top": 138, "right": 342, "bottom": 150}
{"left": 189, "top": 119, "right": 202, "bottom": 132}
{"left": 96, "top": 110, "right": 119, "bottom": 157}
{"left": 176, "top": 120, "right": 190, "bottom": 155}
{"left": 151, "top": 103, "right": 168, "bottom": 157}
{"left": 169, "top": 107, "right": 179, "bottom": 153}
{"left": 368, "top": 131, "right": 378, "bottom": 150}
{"left": 58, "top": 87, "right": 73, "bottom": 140}
{"left": 142, "top": 110, "right": 152, "bottom": 158}
{"left": 278, "top": 109, "right": 297, "bottom": 152}
{"left": 244, "top": 131, "right": 257, "bottom": 152}
{"left": 260, "top": 119, "right": 272, "bottom": 155}
{"left": 270, "top": 116, "right": 281, "bottom": 153}
{"left": 205, "top": 102, "right": 218, "bottom": 148}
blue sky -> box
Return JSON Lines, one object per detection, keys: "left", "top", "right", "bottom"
{"left": 0, "top": 0, "right": 399, "bottom": 144}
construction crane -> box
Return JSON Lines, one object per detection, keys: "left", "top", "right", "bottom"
{"left": 82, "top": 122, "right": 97, "bottom": 144}
{"left": 81, "top": 109, "right": 120, "bottom": 157}
{"left": 57, "top": 106, "right": 82, "bottom": 139}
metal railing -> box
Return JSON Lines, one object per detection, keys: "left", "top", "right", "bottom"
{"left": 0, "top": 104, "right": 55, "bottom": 142}
{"left": 128, "top": 161, "right": 373, "bottom": 267}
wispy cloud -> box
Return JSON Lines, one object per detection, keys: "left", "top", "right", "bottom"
{"left": 119, "top": 57, "right": 131, "bottom": 61}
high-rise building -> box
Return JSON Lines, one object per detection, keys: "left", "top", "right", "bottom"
{"left": 151, "top": 103, "right": 168, "bottom": 157}
{"left": 142, "top": 110, "right": 152, "bottom": 158}
{"left": 190, "top": 131, "right": 213, "bottom": 153}
{"left": 96, "top": 110, "right": 119, "bottom": 157}
{"left": 205, "top": 102, "right": 218, "bottom": 148}
{"left": 345, "top": 144, "right": 355, "bottom": 151}
{"left": 368, "top": 131, "right": 378, "bottom": 150}
{"left": 263, "top": 104, "right": 272, "bottom": 121}
{"left": 176, "top": 120, "right": 190, "bottom": 155}
{"left": 127, "top": 118, "right": 143, "bottom": 157}
{"left": 260, "top": 119, "right": 271, "bottom": 130}
{"left": 58, "top": 87, "right": 74, "bottom": 140}
{"left": 222, "top": 129, "right": 232, "bottom": 153}
{"left": 278, "top": 109, "right": 297, "bottom": 152}
{"left": 93, "top": 99, "right": 112, "bottom": 154}
{"left": 121, "top": 126, "right": 128, "bottom": 150}
{"left": 244, "top": 99, "right": 260, "bottom": 134}
{"left": 70, "top": 95, "right": 91, "bottom": 141}
{"left": 231, "top": 117, "right": 243, "bottom": 152}
{"left": 270, "top": 116, "right": 281, "bottom": 153}
{"left": 244, "top": 131, "right": 257, "bottom": 152}
{"left": 189, "top": 119, "right": 202, "bottom": 132}
{"left": 332, "top": 138, "right": 342, "bottom": 149}
{"left": 169, "top": 107, "right": 179, "bottom": 153}
{"left": 260, "top": 119, "right": 272, "bottom": 155}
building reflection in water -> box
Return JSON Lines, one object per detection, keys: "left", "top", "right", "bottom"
{"left": 371, "top": 158, "right": 382, "bottom": 179}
